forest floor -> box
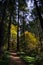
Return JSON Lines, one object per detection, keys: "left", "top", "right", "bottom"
{"left": 9, "top": 51, "right": 27, "bottom": 65}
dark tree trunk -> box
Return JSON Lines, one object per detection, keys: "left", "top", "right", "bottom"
{"left": 34, "top": 0, "right": 43, "bottom": 31}
{"left": 22, "top": 12, "right": 25, "bottom": 41}
{"left": 22, "top": 11, "right": 26, "bottom": 52}
{"left": 17, "top": 0, "right": 19, "bottom": 51}
{"left": 34, "top": 0, "right": 43, "bottom": 51}
{"left": 7, "top": 14, "right": 11, "bottom": 50}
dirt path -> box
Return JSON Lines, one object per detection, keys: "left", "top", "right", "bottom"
{"left": 9, "top": 52, "right": 27, "bottom": 65}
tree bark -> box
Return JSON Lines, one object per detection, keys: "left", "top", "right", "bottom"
{"left": 7, "top": 14, "right": 11, "bottom": 50}
{"left": 17, "top": 0, "right": 19, "bottom": 51}
{"left": 22, "top": 11, "right": 26, "bottom": 52}
{"left": 34, "top": 0, "right": 43, "bottom": 31}
{"left": 34, "top": 0, "right": 43, "bottom": 51}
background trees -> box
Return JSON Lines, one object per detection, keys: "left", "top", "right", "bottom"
{"left": 0, "top": 0, "right": 43, "bottom": 62}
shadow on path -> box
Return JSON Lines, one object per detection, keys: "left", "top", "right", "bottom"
{"left": 9, "top": 52, "right": 27, "bottom": 65}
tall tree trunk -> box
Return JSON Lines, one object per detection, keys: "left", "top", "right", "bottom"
{"left": 7, "top": 14, "right": 11, "bottom": 50}
{"left": 23, "top": 12, "right": 25, "bottom": 42}
{"left": 34, "top": 0, "right": 43, "bottom": 51}
{"left": 34, "top": 0, "right": 43, "bottom": 31}
{"left": 17, "top": 0, "right": 19, "bottom": 51}
{"left": 22, "top": 11, "right": 26, "bottom": 52}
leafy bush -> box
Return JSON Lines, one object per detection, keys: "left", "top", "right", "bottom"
{"left": 0, "top": 51, "right": 10, "bottom": 65}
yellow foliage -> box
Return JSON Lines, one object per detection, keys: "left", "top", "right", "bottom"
{"left": 25, "top": 31, "right": 39, "bottom": 49}
{"left": 25, "top": 31, "right": 37, "bottom": 42}
{"left": 10, "top": 24, "right": 17, "bottom": 48}
{"left": 10, "top": 24, "right": 17, "bottom": 35}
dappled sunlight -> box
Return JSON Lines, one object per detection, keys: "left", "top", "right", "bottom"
{"left": 9, "top": 52, "right": 26, "bottom": 65}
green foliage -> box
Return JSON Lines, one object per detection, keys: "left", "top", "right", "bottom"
{"left": 0, "top": 51, "right": 10, "bottom": 65}
{"left": 20, "top": 54, "right": 43, "bottom": 65}
{"left": 20, "top": 31, "right": 40, "bottom": 55}
{"left": 20, "top": 55, "right": 36, "bottom": 65}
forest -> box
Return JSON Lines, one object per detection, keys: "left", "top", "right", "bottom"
{"left": 0, "top": 0, "right": 43, "bottom": 65}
